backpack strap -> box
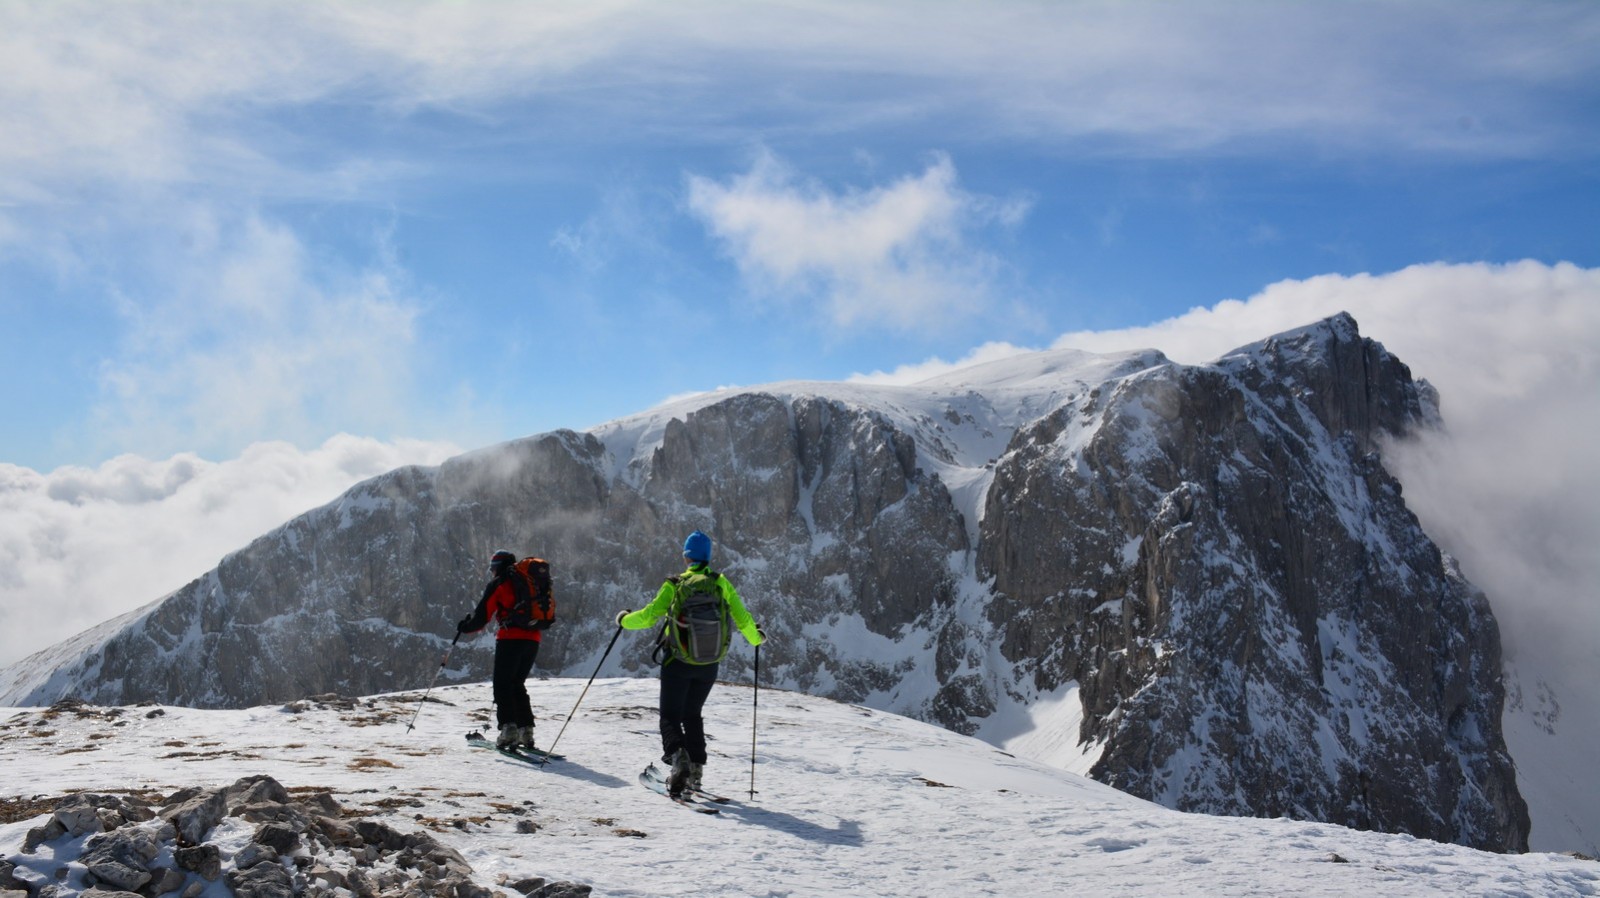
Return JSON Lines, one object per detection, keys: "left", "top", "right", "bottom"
{"left": 525, "top": 558, "right": 552, "bottom": 616}
{"left": 509, "top": 569, "right": 530, "bottom": 598}
{"left": 505, "top": 568, "right": 533, "bottom": 614}
{"left": 654, "top": 577, "right": 681, "bottom": 658}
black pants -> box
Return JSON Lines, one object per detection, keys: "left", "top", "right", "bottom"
{"left": 493, "top": 638, "right": 540, "bottom": 728}
{"left": 659, "top": 660, "right": 717, "bottom": 764}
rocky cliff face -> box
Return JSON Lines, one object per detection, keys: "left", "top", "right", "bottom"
{"left": 1, "top": 313, "right": 1528, "bottom": 851}
{"left": 979, "top": 316, "right": 1525, "bottom": 850}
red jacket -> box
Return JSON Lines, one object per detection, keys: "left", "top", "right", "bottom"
{"left": 461, "top": 579, "right": 543, "bottom": 642}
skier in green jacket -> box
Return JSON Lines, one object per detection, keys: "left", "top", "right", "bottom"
{"left": 616, "top": 529, "right": 763, "bottom": 796}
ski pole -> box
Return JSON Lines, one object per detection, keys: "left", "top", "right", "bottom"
{"left": 749, "top": 641, "right": 760, "bottom": 800}
{"left": 540, "top": 624, "right": 623, "bottom": 766}
{"left": 406, "top": 631, "right": 461, "bottom": 733}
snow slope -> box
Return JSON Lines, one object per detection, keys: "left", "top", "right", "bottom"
{"left": 2, "top": 677, "right": 1593, "bottom": 897}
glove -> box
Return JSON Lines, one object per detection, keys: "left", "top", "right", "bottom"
{"left": 615, "top": 609, "right": 631, "bottom": 627}
{"left": 456, "top": 616, "right": 472, "bottom": 633}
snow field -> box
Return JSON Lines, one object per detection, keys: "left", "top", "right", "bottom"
{"left": 1, "top": 679, "right": 1594, "bottom": 897}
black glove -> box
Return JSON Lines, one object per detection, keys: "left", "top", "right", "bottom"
{"left": 458, "top": 609, "right": 490, "bottom": 633}
{"left": 615, "top": 609, "right": 631, "bottom": 626}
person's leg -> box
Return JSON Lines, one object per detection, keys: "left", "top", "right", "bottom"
{"left": 682, "top": 669, "right": 717, "bottom": 765}
{"left": 492, "top": 641, "right": 524, "bottom": 747}
{"left": 503, "top": 640, "right": 539, "bottom": 746}
{"left": 682, "top": 669, "right": 716, "bottom": 791}
{"left": 658, "top": 664, "right": 692, "bottom": 763}
{"left": 508, "top": 640, "right": 539, "bottom": 727}
{"left": 492, "top": 641, "right": 518, "bottom": 728}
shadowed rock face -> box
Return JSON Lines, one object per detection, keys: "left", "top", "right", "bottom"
{"left": 6, "top": 313, "right": 1527, "bottom": 851}
{"left": 25, "top": 395, "right": 970, "bottom": 711}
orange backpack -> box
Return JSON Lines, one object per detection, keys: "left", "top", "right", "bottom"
{"left": 504, "top": 557, "right": 555, "bottom": 630}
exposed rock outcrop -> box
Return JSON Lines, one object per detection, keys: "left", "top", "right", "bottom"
{"left": 8, "top": 776, "right": 586, "bottom": 898}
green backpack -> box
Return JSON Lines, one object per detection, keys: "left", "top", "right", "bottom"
{"left": 656, "top": 569, "right": 731, "bottom": 665}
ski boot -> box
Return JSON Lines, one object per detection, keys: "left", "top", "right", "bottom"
{"left": 666, "top": 749, "right": 693, "bottom": 797}
{"left": 496, "top": 723, "right": 519, "bottom": 750}
{"left": 516, "top": 725, "right": 536, "bottom": 751}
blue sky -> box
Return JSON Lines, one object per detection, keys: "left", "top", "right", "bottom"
{"left": 3, "top": 1, "right": 1596, "bottom": 471}
{"left": 2, "top": 1, "right": 1599, "bottom": 667}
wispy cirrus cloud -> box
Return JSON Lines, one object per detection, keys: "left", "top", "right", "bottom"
{"left": 3, "top": 1, "right": 1594, "bottom": 210}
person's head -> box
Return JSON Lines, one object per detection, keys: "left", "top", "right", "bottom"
{"left": 682, "top": 530, "right": 712, "bottom": 565}
{"left": 488, "top": 550, "right": 516, "bottom": 578}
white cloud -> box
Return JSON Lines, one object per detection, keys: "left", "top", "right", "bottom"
{"left": 847, "top": 341, "right": 1035, "bottom": 386}
{"left": 0, "top": 2, "right": 635, "bottom": 202}
{"left": 0, "top": 435, "right": 460, "bottom": 669}
{"left": 687, "top": 152, "right": 1028, "bottom": 332}
{"left": 74, "top": 209, "right": 438, "bottom": 463}
{"left": 1, "top": 0, "right": 1592, "bottom": 210}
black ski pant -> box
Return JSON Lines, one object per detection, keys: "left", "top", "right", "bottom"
{"left": 493, "top": 638, "right": 540, "bottom": 728}
{"left": 658, "top": 659, "right": 718, "bottom": 765}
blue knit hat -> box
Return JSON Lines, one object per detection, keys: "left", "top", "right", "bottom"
{"left": 682, "top": 530, "right": 712, "bottom": 563}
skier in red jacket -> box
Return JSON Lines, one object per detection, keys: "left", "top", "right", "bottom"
{"left": 457, "top": 550, "right": 543, "bottom": 749}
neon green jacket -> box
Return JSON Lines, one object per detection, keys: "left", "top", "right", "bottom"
{"left": 620, "top": 563, "right": 763, "bottom": 647}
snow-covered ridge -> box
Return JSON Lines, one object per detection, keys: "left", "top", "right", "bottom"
{"left": 593, "top": 346, "right": 1166, "bottom": 474}
{"left": 2, "top": 680, "right": 1594, "bottom": 897}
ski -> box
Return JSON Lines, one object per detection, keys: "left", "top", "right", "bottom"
{"left": 637, "top": 762, "right": 729, "bottom": 802}
{"left": 465, "top": 731, "right": 565, "bottom": 763}
{"left": 689, "top": 788, "right": 732, "bottom": 804}
{"left": 639, "top": 764, "right": 719, "bottom": 814}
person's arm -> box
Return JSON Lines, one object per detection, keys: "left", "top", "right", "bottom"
{"left": 619, "top": 580, "right": 676, "bottom": 630}
{"left": 719, "top": 577, "right": 763, "bottom": 645}
{"left": 457, "top": 582, "right": 496, "bottom": 634}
